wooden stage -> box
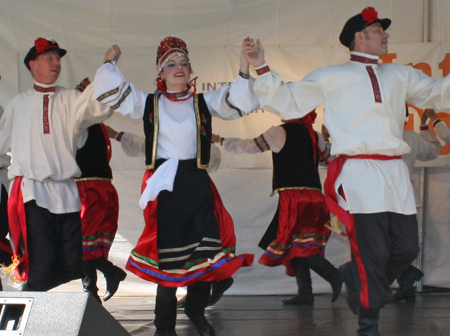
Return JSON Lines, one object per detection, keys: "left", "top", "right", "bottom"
{"left": 104, "top": 292, "right": 450, "bottom": 336}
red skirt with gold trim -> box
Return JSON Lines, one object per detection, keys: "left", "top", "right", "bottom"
{"left": 77, "top": 180, "right": 119, "bottom": 260}
{"left": 126, "top": 163, "right": 253, "bottom": 287}
{"left": 258, "top": 189, "right": 330, "bottom": 276}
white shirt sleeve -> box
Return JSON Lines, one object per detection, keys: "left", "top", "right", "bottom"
{"left": 204, "top": 75, "right": 260, "bottom": 120}
{"left": 222, "top": 125, "right": 286, "bottom": 154}
{"left": 415, "top": 130, "right": 441, "bottom": 161}
{"left": 119, "top": 132, "right": 146, "bottom": 157}
{"left": 434, "top": 121, "right": 450, "bottom": 144}
{"left": 253, "top": 65, "right": 325, "bottom": 120}
{"left": 93, "top": 62, "right": 149, "bottom": 119}
{"left": 0, "top": 103, "right": 12, "bottom": 163}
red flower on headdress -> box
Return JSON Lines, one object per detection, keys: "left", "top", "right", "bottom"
{"left": 361, "top": 7, "right": 378, "bottom": 25}
{"left": 35, "top": 38, "right": 50, "bottom": 54}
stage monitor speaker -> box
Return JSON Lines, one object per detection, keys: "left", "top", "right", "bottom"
{"left": 0, "top": 291, "right": 130, "bottom": 336}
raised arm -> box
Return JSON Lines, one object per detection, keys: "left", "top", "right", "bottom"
{"left": 203, "top": 38, "right": 260, "bottom": 120}
{"left": 93, "top": 45, "right": 148, "bottom": 119}
{"left": 244, "top": 37, "right": 324, "bottom": 120}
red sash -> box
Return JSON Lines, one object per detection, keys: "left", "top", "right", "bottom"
{"left": 7, "top": 177, "right": 29, "bottom": 281}
{"left": 323, "top": 154, "right": 401, "bottom": 308}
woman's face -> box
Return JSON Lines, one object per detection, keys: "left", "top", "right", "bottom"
{"left": 160, "top": 54, "right": 191, "bottom": 91}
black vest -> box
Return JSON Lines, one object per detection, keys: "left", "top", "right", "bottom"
{"left": 142, "top": 93, "right": 212, "bottom": 169}
{"left": 272, "top": 123, "right": 321, "bottom": 192}
{"left": 76, "top": 124, "right": 112, "bottom": 179}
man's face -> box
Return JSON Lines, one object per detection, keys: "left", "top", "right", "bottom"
{"left": 359, "top": 22, "right": 389, "bottom": 56}
{"left": 29, "top": 50, "right": 61, "bottom": 84}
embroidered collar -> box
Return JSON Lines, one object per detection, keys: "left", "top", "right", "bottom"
{"left": 33, "top": 83, "right": 56, "bottom": 93}
{"left": 350, "top": 52, "right": 378, "bottom": 65}
{"left": 165, "top": 89, "right": 192, "bottom": 100}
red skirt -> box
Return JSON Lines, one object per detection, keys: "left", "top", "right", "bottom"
{"left": 126, "top": 167, "right": 253, "bottom": 287}
{"left": 77, "top": 180, "right": 119, "bottom": 260}
{"left": 258, "top": 189, "right": 331, "bottom": 276}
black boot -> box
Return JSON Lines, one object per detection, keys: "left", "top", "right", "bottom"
{"left": 185, "top": 282, "right": 216, "bottom": 336}
{"left": 87, "top": 256, "right": 127, "bottom": 301}
{"left": 357, "top": 307, "right": 380, "bottom": 336}
{"left": 305, "top": 254, "right": 342, "bottom": 302}
{"left": 82, "top": 262, "right": 101, "bottom": 302}
{"left": 339, "top": 262, "right": 360, "bottom": 315}
{"left": 393, "top": 265, "right": 424, "bottom": 302}
{"left": 282, "top": 258, "right": 314, "bottom": 305}
{"left": 208, "top": 278, "right": 234, "bottom": 306}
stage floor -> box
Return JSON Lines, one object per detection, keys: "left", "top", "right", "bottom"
{"left": 104, "top": 293, "right": 450, "bottom": 336}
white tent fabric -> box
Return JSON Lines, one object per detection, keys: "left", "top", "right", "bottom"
{"left": 1, "top": 0, "right": 450, "bottom": 295}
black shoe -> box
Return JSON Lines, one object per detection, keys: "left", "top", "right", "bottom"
{"left": 393, "top": 265, "right": 423, "bottom": 302}
{"left": 154, "top": 329, "right": 178, "bottom": 336}
{"left": 357, "top": 307, "right": 380, "bottom": 336}
{"left": 303, "top": 254, "right": 342, "bottom": 303}
{"left": 177, "top": 295, "right": 186, "bottom": 308}
{"left": 339, "top": 262, "right": 360, "bottom": 315}
{"left": 103, "top": 267, "right": 127, "bottom": 302}
{"left": 282, "top": 291, "right": 314, "bottom": 305}
{"left": 208, "top": 278, "right": 234, "bottom": 306}
{"left": 185, "top": 308, "right": 216, "bottom": 336}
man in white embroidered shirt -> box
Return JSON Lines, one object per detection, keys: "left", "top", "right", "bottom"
{"left": 0, "top": 38, "right": 112, "bottom": 292}
{"left": 243, "top": 7, "right": 450, "bottom": 336}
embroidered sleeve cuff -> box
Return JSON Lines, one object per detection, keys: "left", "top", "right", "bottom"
{"left": 115, "top": 131, "right": 125, "bottom": 142}
{"left": 220, "top": 138, "right": 225, "bottom": 146}
{"left": 420, "top": 124, "right": 429, "bottom": 131}
{"left": 239, "top": 71, "right": 250, "bottom": 80}
{"left": 433, "top": 119, "right": 442, "bottom": 127}
{"left": 104, "top": 59, "right": 116, "bottom": 65}
{"left": 255, "top": 62, "right": 270, "bottom": 76}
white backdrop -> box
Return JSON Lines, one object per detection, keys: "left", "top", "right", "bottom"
{"left": 1, "top": 0, "right": 450, "bottom": 295}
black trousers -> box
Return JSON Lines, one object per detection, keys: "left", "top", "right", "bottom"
{"left": 24, "top": 201, "right": 83, "bottom": 291}
{"left": 349, "top": 212, "right": 419, "bottom": 309}
{"left": 154, "top": 282, "right": 211, "bottom": 331}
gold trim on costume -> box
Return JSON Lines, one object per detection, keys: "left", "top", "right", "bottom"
{"left": 194, "top": 94, "right": 209, "bottom": 170}
{"left": 270, "top": 186, "right": 321, "bottom": 197}
{"left": 74, "top": 177, "right": 112, "bottom": 182}
{"left": 146, "top": 94, "right": 160, "bottom": 170}
{"left": 110, "top": 85, "right": 132, "bottom": 110}
{"left": 96, "top": 86, "right": 120, "bottom": 102}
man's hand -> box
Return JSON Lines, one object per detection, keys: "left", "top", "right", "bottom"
{"left": 243, "top": 38, "right": 265, "bottom": 68}
{"left": 104, "top": 45, "right": 121, "bottom": 64}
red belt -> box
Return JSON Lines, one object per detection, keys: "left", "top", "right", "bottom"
{"left": 323, "top": 154, "right": 402, "bottom": 234}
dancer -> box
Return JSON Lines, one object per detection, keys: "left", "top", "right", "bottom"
{"left": 0, "top": 38, "right": 112, "bottom": 291}
{"left": 75, "top": 79, "right": 127, "bottom": 302}
{"left": 106, "top": 125, "right": 233, "bottom": 307}
{"left": 93, "top": 37, "right": 258, "bottom": 336}
{"left": 243, "top": 6, "right": 450, "bottom": 335}
{"left": 214, "top": 111, "right": 342, "bottom": 305}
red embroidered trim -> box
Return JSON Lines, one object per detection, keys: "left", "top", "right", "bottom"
{"left": 350, "top": 54, "right": 378, "bottom": 65}
{"left": 116, "top": 131, "right": 125, "bottom": 142}
{"left": 420, "top": 125, "right": 429, "bottom": 131}
{"left": 34, "top": 84, "right": 55, "bottom": 93}
{"left": 365, "top": 66, "right": 382, "bottom": 103}
{"left": 43, "top": 95, "right": 50, "bottom": 134}
{"left": 256, "top": 65, "right": 270, "bottom": 76}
